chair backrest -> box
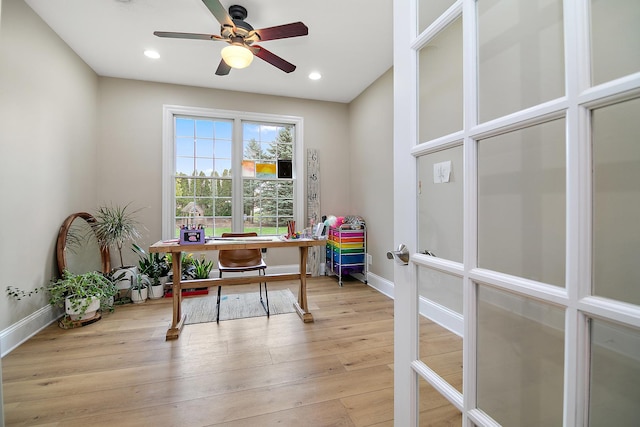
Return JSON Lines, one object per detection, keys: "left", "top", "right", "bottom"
{"left": 218, "top": 232, "right": 264, "bottom": 268}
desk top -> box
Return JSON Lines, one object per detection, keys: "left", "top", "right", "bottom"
{"left": 149, "top": 236, "right": 326, "bottom": 253}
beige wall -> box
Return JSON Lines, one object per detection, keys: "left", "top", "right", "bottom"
{"left": 0, "top": 0, "right": 395, "bottom": 333}
{"left": 348, "top": 69, "right": 394, "bottom": 280}
{"left": 95, "top": 77, "right": 352, "bottom": 268}
{"left": 0, "top": 0, "right": 99, "bottom": 331}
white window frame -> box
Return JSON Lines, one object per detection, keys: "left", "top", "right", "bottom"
{"left": 161, "top": 105, "right": 304, "bottom": 239}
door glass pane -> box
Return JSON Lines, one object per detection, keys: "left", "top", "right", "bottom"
{"left": 418, "top": 0, "right": 456, "bottom": 34}
{"left": 418, "top": 18, "right": 463, "bottom": 142}
{"left": 478, "top": 119, "right": 565, "bottom": 286}
{"left": 477, "top": 285, "right": 565, "bottom": 426}
{"left": 589, "top": 319, "right": 640, "bottom": 426}
{"left": 418, "top": 267, "right": 463, "bottom": 315}
{"left": 418, "top": 269, "right": 463, "bottom": 392}
{"left": 592, "top": 97, "right": 640, "bottom": 305}
{"left": 418, "top": 145, "right": 463, "bottom": 263}
{"left": 478, "top": 0, "right": 565, "bottom": 123}
{"left": 590, "top": 0, "right": 640, "bottom": 85}
{"left": 419, "top": 378, "right": 462, "bottom": 426}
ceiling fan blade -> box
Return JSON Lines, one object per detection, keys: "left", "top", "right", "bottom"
{"left": 202, "top": 0, "right": 234, "bottom": 29}
{"left": 154, "top": 31, "right": 224, "bottom": 41}
{"left": 215, "top": 59, "right": 232, "bottom": 76}
{"left": 250, "top": 45, "right": 296, "bottom": 73}
{"left": 254, "top": 22, "right": 309, "bottom": 42}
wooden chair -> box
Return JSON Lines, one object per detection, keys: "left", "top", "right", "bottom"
{"left": 216, "top": 232, "right": 268, "bottom": 323}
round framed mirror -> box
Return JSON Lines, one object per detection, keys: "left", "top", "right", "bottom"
{"left": 56, "top": 212, "right": 111, "bottom": 276}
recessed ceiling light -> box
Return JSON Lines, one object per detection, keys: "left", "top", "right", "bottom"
{"left": 144, "top": 50, "right": 160, "bottom": 59}
{"left": 308, "top": 72, "right": 322, "bottom": 80}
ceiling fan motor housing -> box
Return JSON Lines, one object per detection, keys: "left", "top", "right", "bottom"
{"left": 228, "top": 5, "right": 248, "bottom": 20}
{"left": 221, "top": 5, "right": 255, "bottom": 40}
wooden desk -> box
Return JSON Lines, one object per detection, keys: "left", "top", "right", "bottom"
{"left": 149, "top": 237, "right": 326, "bottom": 340}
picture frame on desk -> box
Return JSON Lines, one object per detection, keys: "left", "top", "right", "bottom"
{"left": 180, "top": 228, "right": 205, "bottom": 245}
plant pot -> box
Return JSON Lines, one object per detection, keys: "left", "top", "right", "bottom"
{"left": 148, "top": 283, "right": 165, "bottom": 299}
{"left": 131, "top": 287, "right": 148, "bottom": 303}
{"left": 113, "top": 266, "right": 137, "bottom": 297}
{"left": 65, "top": 296, "right": 100, "bottom": 320}
{"left": 159, "top": 275, "right": 169, "bottom": 292}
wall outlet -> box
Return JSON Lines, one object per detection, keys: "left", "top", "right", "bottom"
{"left": 367, "top": 253, "right": 372, "bottom": 265}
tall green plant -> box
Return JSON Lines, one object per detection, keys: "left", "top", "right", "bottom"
{"left": 93, "top": 203, "right": 142, "bottom": 268}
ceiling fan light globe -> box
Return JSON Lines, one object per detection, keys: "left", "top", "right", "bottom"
{"left": 221, "top": 45, "right": 253, "bottom": 69}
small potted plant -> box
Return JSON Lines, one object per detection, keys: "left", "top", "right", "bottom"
{"left": 132, "top": 243, "right": 168, "bottom": 299}
{"left": 192, "top": 255, "right": 214, "bottom": 280}
{"left": 130, "top": 272, "right": 151, "bottom": 304}
{"left": 47, "top": 270, "right": 118, "bottom": 324}
{"left": 166, "top": 252, "right": 196, "bottom": 281}
{"left": 165, "top": 252, "right": 204, "bottom": 297}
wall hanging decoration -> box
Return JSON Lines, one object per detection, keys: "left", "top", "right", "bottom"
{"left": 307, "top": 148, "right": 322, "bottom": 276}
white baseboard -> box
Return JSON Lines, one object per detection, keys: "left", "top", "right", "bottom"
{"left": 364, "top": 272, "right": 462, "bottom": 336}
{"left": 0, "top": 304, "right": 62, "bottom": 358}
{"left": 419, "top": 297, "right": 464, "bottom": 337}
{"left": 363, "top": 272, "right": 395, "bottom": 299}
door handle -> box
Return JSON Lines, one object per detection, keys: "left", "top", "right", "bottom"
{"left": 386, "top": 244, "right": 410, "bottom": 265}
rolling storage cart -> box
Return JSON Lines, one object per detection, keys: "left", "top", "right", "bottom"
{"left": 326, "top": 225, "right": 367, "bottom": 286}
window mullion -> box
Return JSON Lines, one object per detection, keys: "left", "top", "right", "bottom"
{"left": 232, "top": 118, "right": 244, "bottom": 232}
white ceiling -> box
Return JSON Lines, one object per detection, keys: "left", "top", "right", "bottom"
{"left": 24, "top": 0, "right": 393, "bottom": 104}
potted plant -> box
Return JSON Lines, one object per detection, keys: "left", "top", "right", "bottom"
{"left": 6, "top": 270, "right": 118, "bottom": 327}
{"left": 104, "top": 268, "right": 130, "bottom": 305}
{"left": 166, "top": 252, "right": 196, "bottom": 281}
{"left": 132, "top": 243, "right": 169, "bottom": 299}
{"left": 192, "top": 256, "right": 213, "bottom": 280}
{"left": 165, "top": 252, "right": 206, "bottom": 297}
{"left": 47, "top": 270, "right": 118, "bottom": 324}
{"left": 130, "top": 273, "right": 150, "bottom": 303}
{"left": 93, "top": 203, "right": 142, "bottom": 296}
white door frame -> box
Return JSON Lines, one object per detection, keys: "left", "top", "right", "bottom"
{"left": 393, "top": 0, "right": 640, "bottom": 426}
{"left": 392, "top": 0, "right": 419, "bottom": 424}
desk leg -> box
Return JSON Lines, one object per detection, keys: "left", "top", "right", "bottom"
{"left": 166, "top": 252, "right": 186, "bottom": 340}
{"left": 293, "top": 246, "right": 314, "bottom": 323}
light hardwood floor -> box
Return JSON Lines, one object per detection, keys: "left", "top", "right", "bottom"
{"left": 2, "top": 276, "right": 462, "bottom": 426}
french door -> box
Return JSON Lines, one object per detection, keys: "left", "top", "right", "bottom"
{"left": 393, "top": 0, "right": 640, "bottom": 426}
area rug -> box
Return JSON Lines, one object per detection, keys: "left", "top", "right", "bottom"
{"left": 183, "top": 289, "right": 297, "bottom": 324}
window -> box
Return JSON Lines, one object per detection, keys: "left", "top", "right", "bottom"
{"left": 162, "top": 106, "right": 304, "bottom": 238}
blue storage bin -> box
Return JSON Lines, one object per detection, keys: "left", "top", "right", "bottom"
{"left": 333, "top": 252, "right": 365, "bottom": 264}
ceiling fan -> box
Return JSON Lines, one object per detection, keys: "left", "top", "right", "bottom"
{"left": 154, "top": 0, "right": 309, "bottom": 76}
